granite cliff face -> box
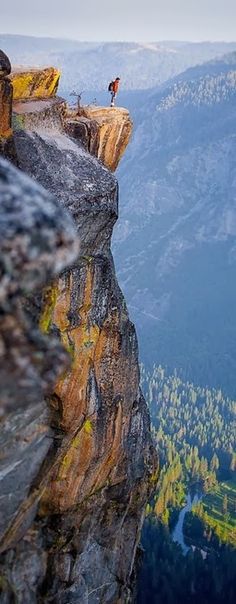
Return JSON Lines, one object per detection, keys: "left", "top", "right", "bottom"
{"left": 0, "top": 58, "right": 156, "bottom": 603}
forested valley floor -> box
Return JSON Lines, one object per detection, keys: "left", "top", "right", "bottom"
{"left": 137, "top": 365, "right": 236, "bottom": 603}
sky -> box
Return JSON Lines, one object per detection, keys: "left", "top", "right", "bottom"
{"left": 1, "top": 0, "right": 236, "bottom": 42}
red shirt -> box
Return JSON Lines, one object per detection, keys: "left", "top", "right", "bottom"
{"left": 113, "top": 80, "right": 120, "bottom": 93}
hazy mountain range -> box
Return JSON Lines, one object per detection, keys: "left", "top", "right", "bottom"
{"left": 1, "top": 34, "right": 236, "bottom": 96}
{"left": 114, "top": 52, "right": 236, "bottom": 395}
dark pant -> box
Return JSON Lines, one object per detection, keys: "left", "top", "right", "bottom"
{"left": 110, "top": 91, "right": 116, "bottom": 105}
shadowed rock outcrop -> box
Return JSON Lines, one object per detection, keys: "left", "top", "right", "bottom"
{"left": 0, "top": 51, "right": 12, "bottom": 145}
{"left": 0, "top": 50, "right": 11, "bottom": 77}
{"left": 0, "top": 56, "right": 156, "bottom": 603}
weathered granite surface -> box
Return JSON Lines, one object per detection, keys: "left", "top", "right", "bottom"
{"left": 0, "top": 157, "right": 78, "bottom": 415}
{"left": 0, "top": 156, "right": 79, "bottom": 600}
{"left": 13, "top": 97, "right": 67, "bottom": 133}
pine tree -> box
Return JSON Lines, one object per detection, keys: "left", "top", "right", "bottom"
{"left": 210, "top": 453, "right": 220, "bottom": 472}
{"left": 223, "top": 494, "right": 228, "bottom": 515}
{"left": 230, "top": 452, "right": 236, "bottom": 472}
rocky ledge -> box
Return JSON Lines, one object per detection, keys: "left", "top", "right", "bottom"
{"left": 0, "top": 55, "right": 157, "bottom": 603}
{"left": 0, "top": 61, "right": 132, "bottom": 173}
{"left": 65, "top": 105, "right": 132, "bottom": 171}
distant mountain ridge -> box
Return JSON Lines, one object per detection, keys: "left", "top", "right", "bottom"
{"left": 156, "top": 70, "right": 236, "bottom": 110}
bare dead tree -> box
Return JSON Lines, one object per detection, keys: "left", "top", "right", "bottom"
{"left": 69, "top": 90, "right": 84, "bottom": 113}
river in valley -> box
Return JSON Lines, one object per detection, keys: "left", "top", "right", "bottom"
{"left": 171, "top": 490, "right": 202, "bottom": 554}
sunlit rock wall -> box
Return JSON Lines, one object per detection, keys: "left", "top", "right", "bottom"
{"left": 0, "top": 56, "right": 156, "bottom": 603}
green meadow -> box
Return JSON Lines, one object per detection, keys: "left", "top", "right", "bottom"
{"left": 201, "top": 477, "right": 236, "bottom": 546}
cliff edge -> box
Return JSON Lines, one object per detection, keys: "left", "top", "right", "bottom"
{"left": 0, "top": 57, "right": 156, "bottom": 603}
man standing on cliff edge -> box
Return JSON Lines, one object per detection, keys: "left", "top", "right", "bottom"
{"left": 108, "top": 77, "right": 120, "bottom": 107}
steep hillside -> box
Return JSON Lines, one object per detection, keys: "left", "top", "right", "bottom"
{"left": 114, "top": 53, "right": 236, "bottom": 395}
{"left": 0, "top": 53, "right": 155, "bottom": 603}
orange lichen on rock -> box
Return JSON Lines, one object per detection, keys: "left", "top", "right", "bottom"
{"left": 40, "top": 257, "right": 142, "bottom": 513}
{"left": 51, "top": 266, "right": 101, "bottom": 431}
{"left": 0, "top": 78, "right": 13, "bottom": 140}
{"left": 42, "top": 397, "right": 124, "bottom": 513}
{"left": 10, "top": 67, "right": 60, "bottom": 101}
{"left": 39, "top": 282, "right": 58, "bottom": 334}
